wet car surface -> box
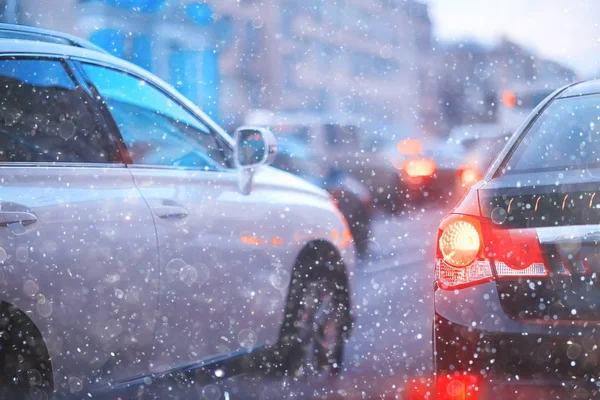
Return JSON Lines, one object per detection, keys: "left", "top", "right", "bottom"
{"left": 0, "top": 29, "right": 355, "bottom": 397}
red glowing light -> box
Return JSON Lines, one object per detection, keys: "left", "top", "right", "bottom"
{"left": 436, "top": 213, "right": 549, "bottom": 290}
{"left": 436, "top": 374, "right": 480, "bottom": 400}
{"left": 460, "top": 168, "right": 482, "bottom": 187}
{"left": 502, "top": 90, "right": 516, "bottom": 108}
{"left": 404, "top": 158, "right": 436, "bottom": 178}
{"left": 398, "top": 138, "right": 423, "bottom": 156}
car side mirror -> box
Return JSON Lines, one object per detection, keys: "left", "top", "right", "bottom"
{"left": 234, "top": 127, "right": 277, "bottom": 195}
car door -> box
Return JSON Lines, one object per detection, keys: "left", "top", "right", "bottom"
{"left": 0, "top": 57, "right": 159, "bottom": 389}
{"left": 78, "top": 63, "right": 290, "bottom": 374}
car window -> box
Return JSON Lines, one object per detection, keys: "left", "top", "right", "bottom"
{"left": 505, "top": 95, "right": 600, "bottom": 173}
{"left": 81, "top": 63, "right": 229, "bottom": 170}
{"left": 0, "top": 58, "right": 119, "bottom": 163}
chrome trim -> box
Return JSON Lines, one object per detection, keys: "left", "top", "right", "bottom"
{"left": 88, "top": 346, "right": 264, "bottom": 394}
{"left": 0, "top": 23, "right": 106, "bottom": 53}
{"left": 536, "top": 224, "right": 600, "bottom": 244}
{"left": 125, "top": 164, "right": 236, "bottom": 173}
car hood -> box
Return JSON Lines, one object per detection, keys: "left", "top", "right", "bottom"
{"left": 254, "top": 166, "right": 330, "bottom": 199}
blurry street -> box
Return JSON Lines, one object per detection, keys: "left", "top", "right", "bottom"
{"left": 340, "top": 206, "right": 448, "bottom": 398}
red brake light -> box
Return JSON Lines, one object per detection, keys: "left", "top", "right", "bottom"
{"left": 436, "top": 213, "right": 548, "bottom": 290}
{"left": 406, "top": 374, "right": 481, "bottom": 400}
{"left": 404, "top": 158, "right": 436, "bottom": 178}
{"left": 483, "top": 226, "right": 547, "bottom": 277}
{"left": 439, "top": 219, "right": 481, "bottom": 267}
{"left": 460, "top": 168, "right": 482, "bottom": 188}
{"left": 436, "top": 374, "right": 480, "bottom": 400}
{"left": 436, "top": 215, "right": 493, "bottom": 290}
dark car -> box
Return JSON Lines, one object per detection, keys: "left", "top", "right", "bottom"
{"left": 272, "top": 138, "right": 373, "bottom": 255}
{"left": 434, "top": 81, "right": 600, "bottom": 399}
{"left": 390, "top": 138, "right": 466, "bottom": 210}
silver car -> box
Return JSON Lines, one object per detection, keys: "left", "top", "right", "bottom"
{"left": 0, "top": 24, "right": 355, "bottom": 396}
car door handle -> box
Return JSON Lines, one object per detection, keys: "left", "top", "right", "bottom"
{"left": 154, "top": 205, "right": 188, "bottom": 220}
{"left": 0, "top": 211, "right": 37, "bottom": 227}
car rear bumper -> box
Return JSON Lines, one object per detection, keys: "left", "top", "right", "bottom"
{"left": 480, "top": 379, "right": 599, "bottom": 399}
{"left": 434, "top": 281, "right": 600, "bottom": 394}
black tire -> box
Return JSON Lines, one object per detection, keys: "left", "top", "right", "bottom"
{"left": 278, "top": 246, "right": 352, "bottom": 379}
{"left": 0, "top": 305, "right": 52, "bottom": 398}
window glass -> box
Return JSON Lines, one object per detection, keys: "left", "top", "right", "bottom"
{"left": 82, "top": 63, "right": 229, "bottom": 169}
{"left": 0, "top": 58, "right": 118, "bottom": 163}
{"left": 506, "top": 95, "right": 600, "bottom": 173}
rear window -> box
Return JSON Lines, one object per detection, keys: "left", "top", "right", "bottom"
{"left": 505, "top": 95, "right": 600, "bottom": 173}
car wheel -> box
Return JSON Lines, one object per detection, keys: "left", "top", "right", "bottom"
{"left": 0, "top": 305, "right": 52, "bottom": 398}
{"left": 279, "top": 251, "right": 351, "bottom": 379}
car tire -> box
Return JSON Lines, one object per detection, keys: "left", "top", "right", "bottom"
{"left": 0, "top": 305, "right": 52, "bottom": 398}
{"left": 278, "top": 247, "right": 352, "bottom": 379}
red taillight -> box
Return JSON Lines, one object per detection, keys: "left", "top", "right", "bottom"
{"left": 436, "top": 213, "right": 548, "bottom": 290}
{"left": 404, "top": 158, "right": 436, "bottom": 178}
{"left": 460, "top": 168, "right": 482, "bottom": 188}
{"left": 436, "top": 215, "right": 493, "bottom": 290}
{"left": 406, "top": 374, "right": 481, "bottom": 400}
{"left": 483, "top": 225, "right": 547, "bottom": 278}
{"left": 436, "top": 374, "right": 480, "bottom": 400}
{"left": 439, "top": 218, "right": 481, "bottom": 267}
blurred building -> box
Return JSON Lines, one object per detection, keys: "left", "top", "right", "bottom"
{"left": 1, "top": 0, "right": 435, "bottom": 137}
{"left": 211, "top": 0, "right": 433, "bottom": 134}
{"left": 1, "top": 0, "right": 222, "bottom": 122}
{"left": 437, "top": 38, "right": 577, "bottom": 133}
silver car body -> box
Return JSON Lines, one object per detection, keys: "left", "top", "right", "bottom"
{"left": 0, "top": 39, "right": 355, "bottom": 392}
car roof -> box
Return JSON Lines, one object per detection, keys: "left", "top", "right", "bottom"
{"left": 0, "top": 37, "right": 146, "bottom": 84}
{"left": 0, "top": 38, "right": 161, "bottom": 95}
{"left": 0, "top": 23, "right": 107, "bottom": 53}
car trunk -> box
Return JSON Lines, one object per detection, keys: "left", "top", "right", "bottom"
{"left": 479, "top": 170, "right": 600, "bottom": 321}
